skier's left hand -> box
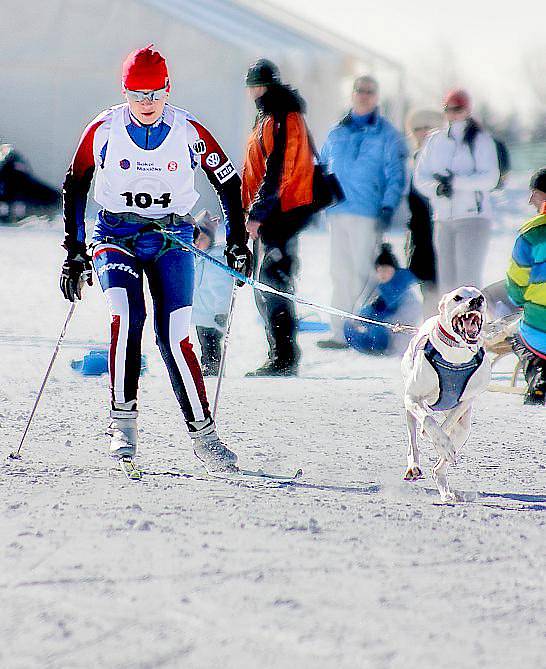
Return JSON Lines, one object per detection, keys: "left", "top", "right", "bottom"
{"left": 225, "top": 242, "right": 253, "bottom": 285}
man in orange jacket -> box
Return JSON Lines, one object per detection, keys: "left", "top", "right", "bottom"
{"left": 242, "top": 59, "right": 315, "bottom": 376}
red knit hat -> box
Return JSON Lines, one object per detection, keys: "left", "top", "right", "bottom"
{"left": 444, "top": 88, "right": 471, "bottom": 110}
{"left": 122, "top": 45, "right": 169, "bottom": 90}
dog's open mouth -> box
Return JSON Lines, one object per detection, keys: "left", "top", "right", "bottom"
{"left": 452, "top": 311, "right": 483, "bottom": 343}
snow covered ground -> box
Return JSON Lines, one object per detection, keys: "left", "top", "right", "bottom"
{"left": 1, "top": 187, "right": 545, "bottom": 668}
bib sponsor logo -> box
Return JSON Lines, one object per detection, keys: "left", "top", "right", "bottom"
{"left": 205, "top": 152, "right": 221, "bottom": 168}
{"left": 167, "top": 161, "right": 178, "bottom": 171}
{"left": 120, "top": 159, "right": 130, "bottom": 170}
{"left": 97, "top": 262, "right": 139, "bottom": 279}
{"left": 214, "top": 161, "right": 235, "bottom": 184}
{"left": 135, "top": 160, "right": 161, "bottom": 173}
{"left": 193, "top": 139, "right": 206, "bottom": 155}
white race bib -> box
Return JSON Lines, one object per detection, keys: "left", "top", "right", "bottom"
{"left": 94, "top": 105, "right": 199, "bottom": 217}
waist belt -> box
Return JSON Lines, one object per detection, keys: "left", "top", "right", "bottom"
{"left": 103, "top": 211, "right": 195, "bottom": 227}
{"left": 97, "top": 211, "right": 196, "bottom": 257}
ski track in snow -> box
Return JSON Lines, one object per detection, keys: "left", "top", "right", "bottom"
{"left": 1, "top": 201, "right": 545, "bottom": 669}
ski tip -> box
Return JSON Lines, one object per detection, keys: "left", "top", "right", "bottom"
{"left": 294, "top": 468, "right": 303, "bottom": 478}
{"left": 119, "top": 457, "right": 142, "bottom": 481}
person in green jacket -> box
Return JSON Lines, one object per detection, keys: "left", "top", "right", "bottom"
{"left": 506, "top": 167, "right": 546, "bottom": 404}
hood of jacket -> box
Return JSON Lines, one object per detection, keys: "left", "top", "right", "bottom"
{"left": 339, "top": 108, "right": 379, "bottom": 130}
{"left": 255, "top": 84, "right": 306, "bottom": 118}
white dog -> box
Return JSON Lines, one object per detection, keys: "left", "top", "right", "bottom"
{"left": 401, "top": 286, "right": 491, "bottom": 502}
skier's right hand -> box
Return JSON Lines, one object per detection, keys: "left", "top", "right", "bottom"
{"left": 60, "top": 249, "right": 93, "bottom": 302}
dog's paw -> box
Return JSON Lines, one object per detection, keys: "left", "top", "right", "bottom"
{"left": 403, "top": 465, "right": 423, "bottom": 481}
{"left": 439, "top": 490, "right": 457, "bottom": 504}
{"left": 422, "top": 417, "right": 456, "bottom": 464}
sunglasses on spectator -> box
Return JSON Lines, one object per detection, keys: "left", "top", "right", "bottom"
{"left": 125, "top": 85, "right": 169, "bottom": 102}
{"left": 444, "top": 104, "right": 465, "bottom": 113}
{"left": 413, "top": 126, "right": 432, "bottom": 132}
{"left": 354, "top": 87, "right": 377, "bottom": 95}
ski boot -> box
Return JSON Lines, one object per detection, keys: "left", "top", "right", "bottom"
{"left": 189, "top": 417, "right": 238, "bottom": 473}
{"left": 107, "top": 401, "right": 138, "bottom": 458}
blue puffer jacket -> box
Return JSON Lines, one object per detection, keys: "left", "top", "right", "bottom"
{"left": 344, "top": 269, "right": 422, "bottom": 355}
{"left": 320, "top": 110, "right": 407, "bottom": 218}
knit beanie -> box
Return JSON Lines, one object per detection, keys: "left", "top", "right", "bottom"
{"left": 194, "top": 210, "right": 219, "bottom": 243}
{"left": 375, "top": 243, "right": 400, "bottom": 269}
{"left": 245, "top": 59, "right": 281, "bottom": 87}
{"left": 444, "top": 88, "right": 471, "bottom": 110}
{"left": 122, "top": 45, "right": 169, "bottom": 90}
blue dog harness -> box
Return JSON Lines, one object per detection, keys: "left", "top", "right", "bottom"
{"left": 423, "top": 340, "right": 485, "bottom": 411}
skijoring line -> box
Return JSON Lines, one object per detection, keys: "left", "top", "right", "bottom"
{"left": 164, "top": 230, "right": 418, "bottom": 334}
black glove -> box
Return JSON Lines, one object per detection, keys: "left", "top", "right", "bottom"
{"left": 60, "top": 248, "right": 93, "bottom": 302}
{"left": 376, "top": 206, "right": 394, "bottom": 233}
{"left": 225, "top": 242, "right": 253, "bottom": 286}
{"left": 214, "top": 314, "right": 228, "bottom": 329}
{"left": 433, "top": 171, "right": 453, "bottom": 198}
{"left": 371, "top": 296, "right": 387, "bottom": 313}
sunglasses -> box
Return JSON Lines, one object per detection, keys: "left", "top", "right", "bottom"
{"left": 413, "top": 126, "right": 432, "bottom": 132}
{"left": 354, "top": 87, "right": 377, "bottom": 95}
{"left": 125, "top": 85, "right": 169, "bottom": 102}
{"left": 444, "top": 105, "right": 464, "bottom": 113}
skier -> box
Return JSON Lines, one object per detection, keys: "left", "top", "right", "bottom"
{"left": 59, "top": 45, "right": 252, "bottom": 473}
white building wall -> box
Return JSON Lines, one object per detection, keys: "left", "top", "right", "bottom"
{"left": 0, "top": 0, "right": 399, "bottom": 217}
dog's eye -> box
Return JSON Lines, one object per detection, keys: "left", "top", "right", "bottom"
{"left": 453, "top": 295, "right": 463, "bottom": 302}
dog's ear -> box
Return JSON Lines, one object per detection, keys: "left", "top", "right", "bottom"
{"left": 438, "top": 293, "right": 448, "bottom": 316}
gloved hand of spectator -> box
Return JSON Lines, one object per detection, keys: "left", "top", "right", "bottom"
{"left": 376, "top": 206, "right": 394, "bottom": 233}
{"left": 214, "top": 314, "right": 228, "bottom": 329}
{"left": 225, "top": 242, "right": 253, "bottom": 286}
{"left": 60, "top": 246, "right": 93, "bottom": 302}
{"left": 433, "top": 171, "right": 453, "bottom": 198}
{"left": 371, "top": 296, "right": 387, "bottom": 313}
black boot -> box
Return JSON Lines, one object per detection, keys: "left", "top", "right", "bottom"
{"left": 245, "top": 359, "right": 298, "bottom": 377}
{"left": 196, "top": 326, "right": 222, "bottom": 376}
{"left": 524, "top": 364, "right": 546, "bottom": 405}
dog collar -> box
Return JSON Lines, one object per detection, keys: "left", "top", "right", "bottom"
{"left": 436, "top": 323, "right": 462, "bottom": 348}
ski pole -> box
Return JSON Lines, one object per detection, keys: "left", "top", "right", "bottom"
{"left": 212, "top": 282, "right": 238, "bottom": 420}
{"left": 9, "top": 301, "right": 77, "bottom": 460}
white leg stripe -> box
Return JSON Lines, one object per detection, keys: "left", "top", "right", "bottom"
{"left": 169, "top": 306, "right": 205, "bottom": 421}
{"left": 104, "top": 287, "right": 130, "bottom": 405}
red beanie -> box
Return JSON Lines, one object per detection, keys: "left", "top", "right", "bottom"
{"left": 444, "top": 88, "right": 471, "bottom": 110}
{"left": 122, "top": 44, "right": 169, "bottom": 90}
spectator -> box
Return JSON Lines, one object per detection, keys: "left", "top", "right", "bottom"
{"left": 404, "top": 109, "right": 442, "bottom": 317}
{"left": 414, "top": 89, "right": 499, "bottom": 294}
{"left": 506, "top": 167, "right": 546, "bottom": 405}
{"left": 0, "top": 142, "right": 60, "bottom": 223}
{"left": 344, "top": 244, "right": 422, "bottom": 356}
{"left": 192, "top": 210, "right": 233, "bottom": 376}
{"left": 242, "top": 59, "right": 315, "bottom": 376}
{"left": 317, "top": 75, "right": 407, "bottom": 349}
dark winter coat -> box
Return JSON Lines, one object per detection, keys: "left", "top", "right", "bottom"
{"left": 242, "top": 84, "right": 314, "bottom": 244}
{"left": 406, "top": 150, "right": 436, "bottom": 283}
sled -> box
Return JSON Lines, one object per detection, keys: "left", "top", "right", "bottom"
{"left": 484, "top": 312, "right": 526, "bottom": 395}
